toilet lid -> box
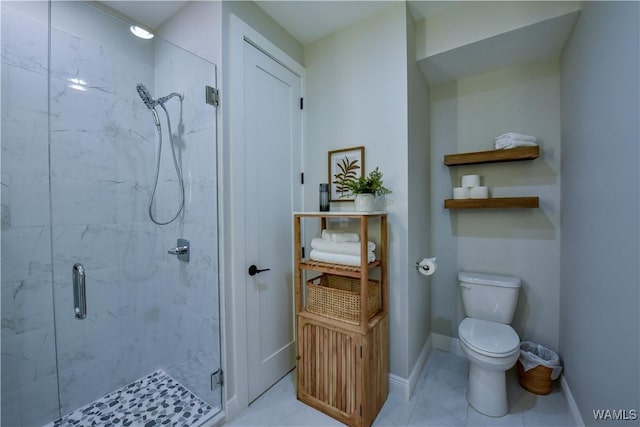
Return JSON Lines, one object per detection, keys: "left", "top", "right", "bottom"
{"left": 459, "top": 318, "right": 520, "bottom": 357}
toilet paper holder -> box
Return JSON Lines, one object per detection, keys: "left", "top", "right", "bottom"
{"left": 415, "top": 257, "right": 437, "bottom": 276}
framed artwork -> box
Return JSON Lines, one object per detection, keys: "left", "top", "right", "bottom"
{"left": 328, "top": 146, "right": 365, "bottom": 201}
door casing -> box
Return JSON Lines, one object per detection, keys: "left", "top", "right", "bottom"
{"left": 223, "top": 14, "right": 305, "bottom": 420}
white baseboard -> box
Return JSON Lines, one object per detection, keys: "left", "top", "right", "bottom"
{"left": 561, "top": 375, "right": 585, "bottom": 427}
{"left": 388, "top": 373, "right": 409, "bottom": 400}
{"left": 408, "top": 334, "right": 432, "bottom": 398}
{"left": 224, "top": 395, "right": 240, "bottom": 423}
{"left": 389, "top": 335, "right": 432, "bottom": 400}
{"left": 431, "top": 332, "right": 463, "bottom": 356}
{"left": 202, "top": 411, "right": 226, "bottom": 427}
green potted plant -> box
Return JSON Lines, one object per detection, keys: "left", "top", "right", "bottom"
{"left": 344, "top": 167, "right": 392, "bottom": 211}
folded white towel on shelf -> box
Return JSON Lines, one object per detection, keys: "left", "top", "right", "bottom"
{"left": 311, "top": 238, "right": 376, "bottom": 256}
{"left": 494, "top": 132, "right": 538, "bottom": 149}
{"left": 321, "top": 229, "right": 360, "bottom": 243}
{"left": 494, "top": 139, "right": 538, "bottom": 149}
{"left": 309, "top": 249, "right": 375, "bottom": 267}
{"left": 494, "top": 132, "right": 537, "bottom": 142}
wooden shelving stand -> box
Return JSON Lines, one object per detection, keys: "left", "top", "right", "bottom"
{"left": 294, "top": 212, "right": 388, "bottom": 427}
{"left": 444, "top": 146, "right": 540, "bottom": 209}
{"left": 444, "top": 146, "right": 539, "bottom": 166}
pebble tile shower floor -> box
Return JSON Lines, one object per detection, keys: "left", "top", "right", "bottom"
{"left": 50, "top": 370, "right": 215, "bottom": 427}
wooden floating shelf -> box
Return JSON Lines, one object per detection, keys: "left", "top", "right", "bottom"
{"left": 445, "top": 197, "right": 540, "bottom": 209}
{"left": 444, "top": 146, "right": 539, "bottom": 166}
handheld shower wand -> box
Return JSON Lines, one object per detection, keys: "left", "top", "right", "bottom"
{"left": 136, "top": 83, "right": 161, "bottom": 129}
{"left": 137, "top": 83, "right": 183, "bottom": 108}
{"left": 136, "top": 83, "right": 185, "bottom": 225}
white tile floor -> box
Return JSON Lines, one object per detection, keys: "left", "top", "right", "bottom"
{"left": 226, "top": 350, "right": 573, "bottom": 427}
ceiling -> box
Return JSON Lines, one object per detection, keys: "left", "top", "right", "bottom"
{"left": 99, "top": 1, "right": 188, "bottom": 30}
{"left": 255, "top": 1, "right": 398, "bottom": 45}
{"left": 253, "top": 1, "right": 459, "bottom": 45}
{"left": 100, "top": 0, "right": 458, "bottom": 44}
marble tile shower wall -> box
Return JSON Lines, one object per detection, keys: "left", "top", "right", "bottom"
{"left": 151, "top": 33, "right": 220, "bottom": 409}
{"left": 1, "top": 3, "right": 219, "bottom": 426}
{"left": 2, "top": 6, "right": 60, "bottom": 426}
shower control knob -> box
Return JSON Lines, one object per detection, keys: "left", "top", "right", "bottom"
{"left": 248, "top": 265, "right": 271, "bottom": 276}
{"left": 167, "top": 239, "right": 189, "bottom": 262}
{"left": 168, "top": 246, "right": 189, "bottom": 255}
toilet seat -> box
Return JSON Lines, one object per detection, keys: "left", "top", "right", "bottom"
{"left": 459, "top": 318, "right": 519, "bottom": 357}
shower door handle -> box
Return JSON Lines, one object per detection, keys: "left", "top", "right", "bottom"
{"left": 73, "top": 263, "right": 87, "bottom": 320}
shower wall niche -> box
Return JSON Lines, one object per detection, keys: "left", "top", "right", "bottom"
{"left": 1, "top": 2, "right": 221, "bottom": 426}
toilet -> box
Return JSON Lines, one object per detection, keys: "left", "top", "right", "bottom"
{"left": 458, "top": 271, "right": 521, "bottom": 417}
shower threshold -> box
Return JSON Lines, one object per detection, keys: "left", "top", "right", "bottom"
{"left": 47, "top": 369, "right": 219, "bottom": 427}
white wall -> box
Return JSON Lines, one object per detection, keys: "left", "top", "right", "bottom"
{"left": 303, "top": 4, "right": 413, "bottom": 379}
{"left": 222, "top": 1, "right": 303, "bottom": 66}
{"left": 430, "top": 60, "right": 562, "bottom": 351}
{"left": 560, "top": 2, "right": 639, "bottom": 424}
{"left": 406, "top": 8, "right": 432, "bottom": 384}
{"left": 157, "top": 1, "right": 222, "bottom": 66}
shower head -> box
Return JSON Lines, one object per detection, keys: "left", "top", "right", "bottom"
{"left": 136, "top": 83, "right": 161, "bottom": 129}
{"left": 137, "top": 83, "right": 183, "bottom": 130}
{"left": 136, "top": 83, "right": 157, "bottom": 109}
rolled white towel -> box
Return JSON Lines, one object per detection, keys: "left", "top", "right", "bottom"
{"left": 309, "top": 249, "right": 375, "bottom": 266}
{"left": 494, "top": 132, "right": 537, "bottom": 142}
{"left": 321, "top": 229, "right": 360, "bottom": 243}
{"left": 311, "top": 238, "right": 375, "bottom": 256}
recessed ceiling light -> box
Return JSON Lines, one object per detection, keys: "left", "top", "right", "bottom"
{"left": 130, "top": 25, "right": 154, "bottom": 40}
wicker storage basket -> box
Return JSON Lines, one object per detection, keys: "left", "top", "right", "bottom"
{"left": 306, "top": 274, "right": 379, "bottom": 324}
{"left": 516, "top": 360, "right": 553, "bottom": 395}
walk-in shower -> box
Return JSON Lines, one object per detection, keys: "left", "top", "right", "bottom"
{"left": 1, "top": 1, "right": 221, "bottom": 426}
{"left": 136, "top": 83, "right": 186, "bottom": 225}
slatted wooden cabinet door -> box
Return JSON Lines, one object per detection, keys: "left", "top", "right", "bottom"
{"left": 297, "top": 316, "right": 359, "bottom": 424}
{"left": 296, "top": 315, "right": 388, "bottom": 427}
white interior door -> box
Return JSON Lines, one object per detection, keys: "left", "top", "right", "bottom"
{"left": 243, "top": 41, "right": 302, "bottom": 402}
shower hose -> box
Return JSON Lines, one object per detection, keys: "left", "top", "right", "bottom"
{"left": 148, "top": 102, "right": 185, "bottom": 225}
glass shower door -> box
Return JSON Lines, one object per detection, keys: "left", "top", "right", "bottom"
{"left": 49, "top": 2, "right": 221, "bottom": 423}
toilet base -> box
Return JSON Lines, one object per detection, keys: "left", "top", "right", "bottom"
{"left": 466, "top": 363, "right": 508, "bottom": 417}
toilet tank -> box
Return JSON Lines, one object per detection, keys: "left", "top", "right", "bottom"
{"left": 459, "top": 271, "right": 521, "bottom": 324}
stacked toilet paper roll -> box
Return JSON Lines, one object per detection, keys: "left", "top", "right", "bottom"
{"left": 453, "top": 174, "right": 489, "bottom": 199}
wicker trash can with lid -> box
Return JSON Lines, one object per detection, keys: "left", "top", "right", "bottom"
{"left": 517, "top": 341, "right": 563, "bottom": 395}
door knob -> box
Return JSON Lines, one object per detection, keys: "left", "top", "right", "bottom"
{"left": 248, "top": 265, "right": 271, "bottom": 276}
